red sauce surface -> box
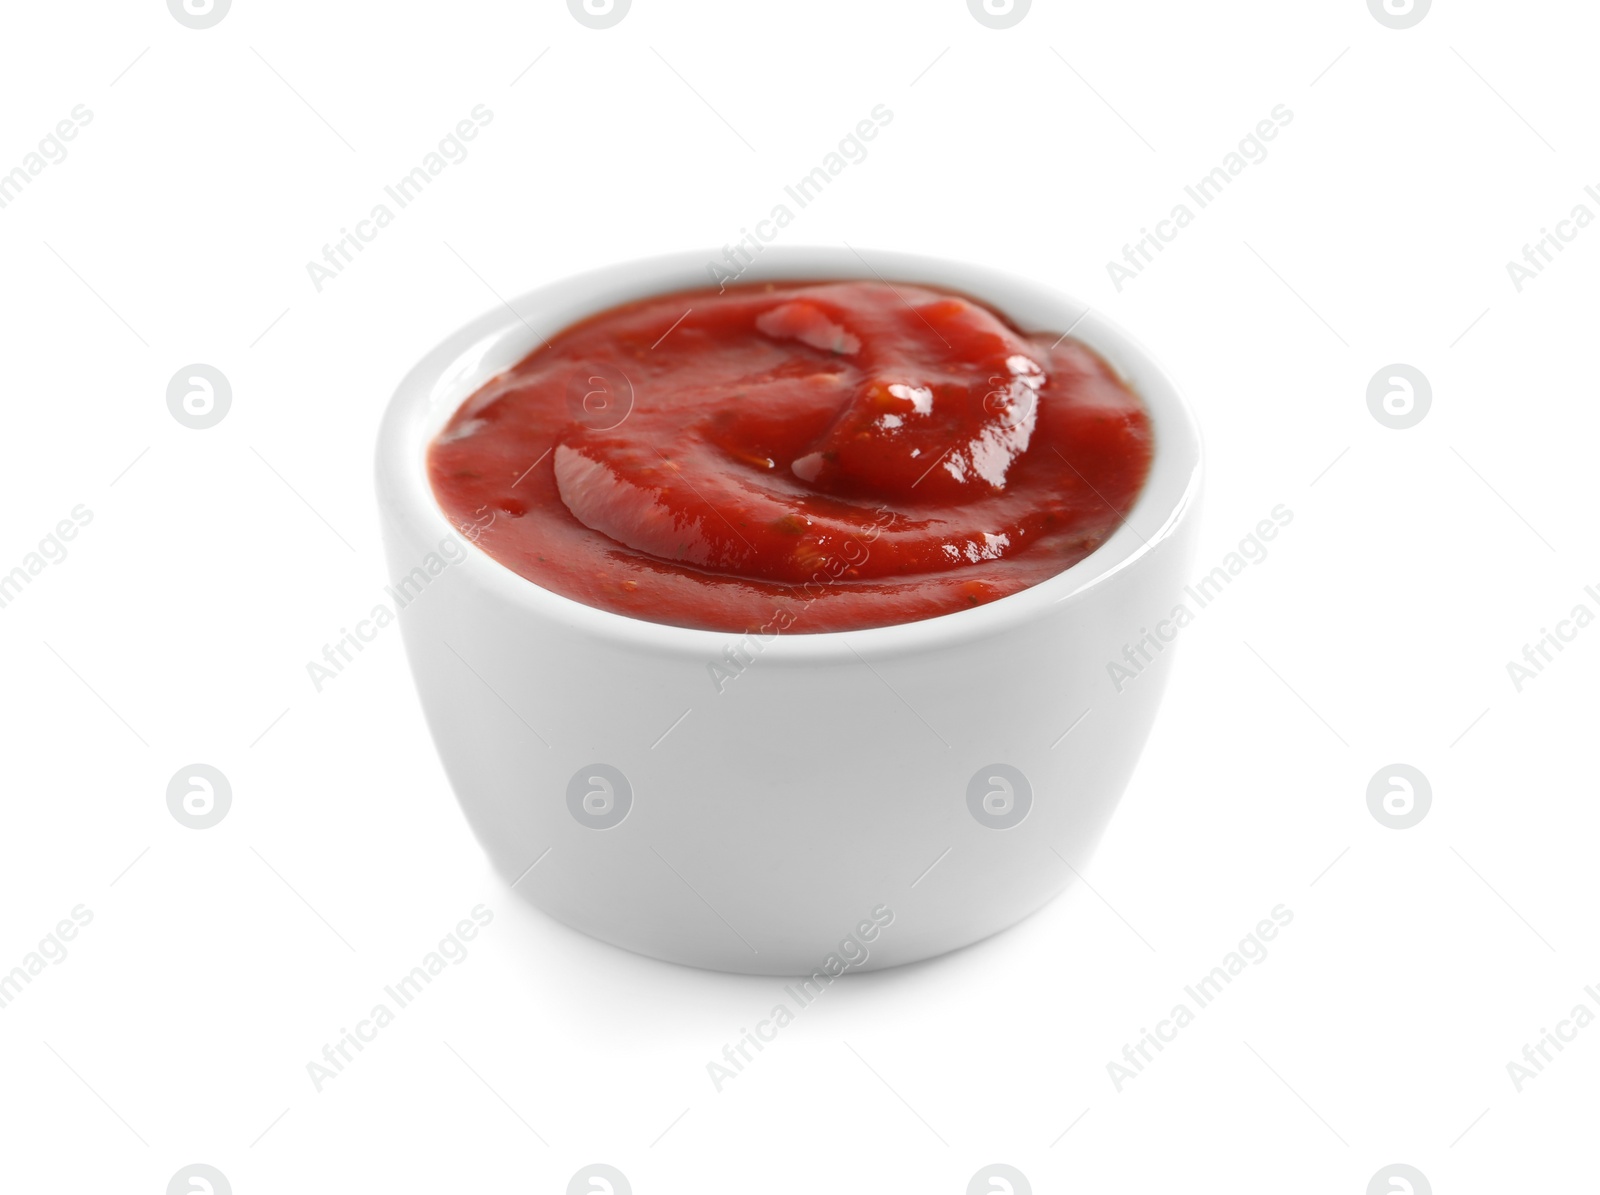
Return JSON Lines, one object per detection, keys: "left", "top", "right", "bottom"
{"left": 427, "top": 281, "right": 1152, "bottom": 633}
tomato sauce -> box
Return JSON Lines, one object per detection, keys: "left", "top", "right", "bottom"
{"left": 427, "top": 281, "right": 1152, "bottom": 633}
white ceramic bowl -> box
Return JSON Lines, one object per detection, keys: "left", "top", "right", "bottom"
{"left": 376, "top": 247, "right": 1201, "bottom": 975}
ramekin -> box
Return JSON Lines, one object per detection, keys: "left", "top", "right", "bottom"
{"left": 376, "top": 247, "right": 1201, "bottom": 974}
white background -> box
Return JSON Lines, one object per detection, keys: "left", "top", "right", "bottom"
{"left": 2, "top": 1, "right": 1596, "bottom": 1191}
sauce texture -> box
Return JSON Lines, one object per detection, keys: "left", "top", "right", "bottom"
{"left": 427, "top": 281, "right": 1152, "bottom": 633}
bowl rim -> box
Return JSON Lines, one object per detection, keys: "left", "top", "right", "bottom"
{"left": 376, "top": 246, "right": 1203, "bottom": 661}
